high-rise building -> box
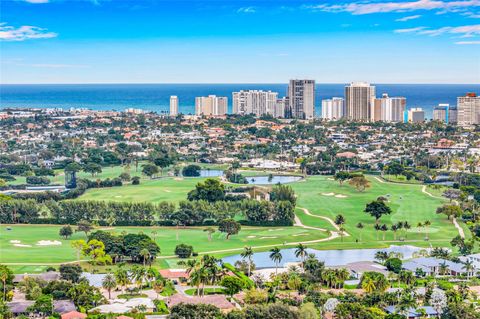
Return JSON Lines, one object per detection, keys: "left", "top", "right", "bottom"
{"left": 405, "top": 108, "right": 425, "bottom": 123}
{"left": 457, "top": 93, "right": 480, "bottom": 126}
{"left": 373, "top": 93, "right": 406, "bottom": 122}
{"left": 433, "top": 104, "right": 457, "bottom": 124}
{"left": 345, "top": 82, "right": 376, "bottom": 121}
{"left": 287, "top": 79, "right": 315, "bottom": 119}
{"left": 274, "top": 97, "right": 288, "bottom": 118}
{"left": 232, "top": 90, "right": 278, "bottom": 117}
{"left": 321, "top": 97, "right": 345, "bottom": 120}
{"left": 195, "top": 95, "right": 228, "bottom": 116}
{"left": 170, "top": 96, "right": 178, "bottom": 116}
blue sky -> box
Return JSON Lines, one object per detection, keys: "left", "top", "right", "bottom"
{"left": 1, "top": 0, "right": 479, "bottom": 84}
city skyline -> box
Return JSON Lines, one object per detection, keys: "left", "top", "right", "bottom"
{"left": 1, "top": 0, "right": 480, "bottom": 84}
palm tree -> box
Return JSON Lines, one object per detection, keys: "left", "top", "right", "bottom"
{"left": 416, "top": 222, "right": 423, "bottom": 239}
{"left": 424, "top": 220, "right": 431, "bottom": 240}
{"left": 203, "top": 227, "right": 216, "bottom": 241}
{"left": 336, "top": 268, "right": 350, "bottom": 288}
{"left": 132, "top": 266, "right": 147, "bottom": 289}
{"left": 102, "top": 273, "right": 117, "bottom": 300}
{"left": 356, "top": 222, "right": 364, "bottom": 241}
{"left": 189, "top": 265, "right": 208, "bottom": 296}
{"left": 381, "top": 224, "right": 388, "bottom": 240}
{"left": 241, "top": 246, "right": 254, "bottom": 277}
{"left": 403, "top": 221, "right": 411, "bottom": 239}
{"left": 439, "top": 261, "right": 450, "bottom": 276}
{"left": 269, "top": 247, "right": 283, "bottom": 275}
{"left": 151, "top": 230, "right": 158, "bottom": 242}
{"left": 294, "top": 244, "right": 307, "bottom": 267}
{"left": 114, "top": 267, "right": 130, "bottom": 293}
{"left": 153, "top": 279, "right": 164, "bottom": 298}
{"left": 462, "top": 260, "right": 474, "bottom": 277}
{"left": 391, "top": 224, "right": 398, "bottom": 240}
{"left": 362, "top": 277, "right": 376, "bottom": 294}
{"left": 139, "top": 248, "right": 150, "bottom": 267}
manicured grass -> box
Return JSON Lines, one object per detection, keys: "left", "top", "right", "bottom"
{"left": 184, "top": 288, "right": 226, "bottom": 296}
{"left": 78, "top": 176, "right": 206, "bottom": 203}
{"left": 291, "top": 175, "right": 458, "bottom": 245}
{"left": 0, "top": 224, "right": 326, "bottom": 265}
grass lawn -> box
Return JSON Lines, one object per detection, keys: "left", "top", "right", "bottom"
{"left": 0, "top": 224, "right": 326, "bottom": 265}
{"left": 184, "top": 288, "right": 226, "bottom": 296}
{"left": 291, "top": 175, "right": 458, "bottom": 245}
{"left": 78, "top": 176, "right": 206, "bottom": 203}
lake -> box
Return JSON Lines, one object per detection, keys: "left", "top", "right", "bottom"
{"left": 246, "top": 175, "right": 303, "bottom": 185}
{"left": 222, "top": 245, "right": 425, "bottom": 268}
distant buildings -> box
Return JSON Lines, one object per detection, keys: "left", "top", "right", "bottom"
{"left": 274, "top": 97, "right": 288, "bottom": 118}
{"left": 232, "top": 90, "right": 278, "bottom": 117}
{"left": 457, "top": 92, "right": 480, "bottom": 126}
{"left": 195, "top": 95, "right": 228, "bottom": 116}
{"left": 433, "top": 104, "right": 457, "bottom": 124}
{"left": 345, "top": 82, "right": 376, "bottom": 121}
{"left": 405, "top": 108, "right": 425, "bottom": 123}
{"left": 321, "top": 97, "right": 345, "bottom": 120}
{"left": 372, "top": 94, "right": 406, "bottom": 122}
{"left": 287, "top": 79, "right": 315, "bottom": 119}
{"left": 170, "top": 96, "right": 178, "bottom": 116}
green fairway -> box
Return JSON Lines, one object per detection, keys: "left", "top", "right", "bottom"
{"left": 0, "top": 224, "right": 327, "bottom": 265}
{"left": 78, "top": 176, "right": 209, "bottom": 203}
{"left": 291, "top": 175, "right": 458, "bottom": 244}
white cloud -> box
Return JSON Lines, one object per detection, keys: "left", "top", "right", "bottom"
{"left": 418, "top": 24, "right": 480, "bottom": 36}
{"left": 455, "top": 40, "right": 480, "bottom": 43}
{"left": 394, "top": 26, "right": 427, "bottom": 32}
{"left": 24, "top": 0, "right": 49, "bottom": 3}
{"left": 396, "top": 14, "right": 422, "bottom": 21}
{"left": 237, "top": 7, "right": 256, "bottom": 14}
{"left": 307, "top": 0, "right": 480, "bottom": 15}
{"left": 0, "top": 23, "right": 57, "bottom": 41}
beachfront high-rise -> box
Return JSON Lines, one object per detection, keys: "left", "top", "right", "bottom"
{"left": 274, "top": 97, "right": 288, "bottom": 118}
{"left": 321, "top": 98, "right": 345, "bottom": 120}
{"left": 195, "top": 95, "right": 228, "bottom": 116}
{"left": 433, "top": 104, "right": 457, "bottom": 124}
{"left": 457, "top": 93, "right": 480, "bottom": 126}
{"left": 372, "top": 94, "right": 406, "bottom": 122}
{"left": 170, "top": 96, "right": 178, "bottom": 116}
{"left": 405, "top": 108, "right": 425, "bottom": 123}
{"left": 232, "top": 90, "right": 278, "bottom": 117}
{"left": 345, "top": 82, "right": 376, "bottom": 121}
{"left": 287, "top": 79, "right": 315, "bottom": 119}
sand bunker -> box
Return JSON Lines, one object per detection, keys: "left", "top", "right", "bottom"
{"left": 327, "top": 178, "right": 335, "bottom": 181}
{"left": 10, "top": 240, "right": 21, "bottom": 244}
{"left": 260, "top": 236, "right": 277, "bottom": 239}
{"left": 174, "top": 178, "right": 183, "bottom": 181}
{"left": 14, "top": 243, "right": 32, "bottom": 247}
{"left": 164, "top": 190, "right": 171, "bottom": 193}
{"left": 335, "top": 194, "right": 347, "bottom": 198}
{"left": 268, "top": 228, "right": 283, "bottom": 231}
{"left": 292, "top": 234, "right": 308, "bottom": 237}
{"left": 36, "top": 240, "right": 62, "bottom": 246}
{"left": 322, "top": 192, "right": 335, "bottom": 196}
{"left": 247, "top": 235, "right": 257, "bottom": 238}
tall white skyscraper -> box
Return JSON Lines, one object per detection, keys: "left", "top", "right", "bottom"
{"left": 457, "top": 93, "right": 480, "bottom": 126}
{"left": 321, "top": 97, "right": 344, "bottom": 120}
{"left": 169, "top": 96, "right": 178, "bottom": 116}
{"left": 345, "top": 82, "right": 376, "bottom": 121}
{"left": 373, "top": 93, "right": 406, "bottom": 122}
{"left": 232, "top": 90, "right": 278, "bottom": 117}
{"left": 195, "top": 95, "right": 228, "bottom": 116}
{"left": 287, "top": 79, "right": 315, "bottom": 119}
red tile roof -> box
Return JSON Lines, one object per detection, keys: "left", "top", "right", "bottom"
{"left": 61, "top": 311, "right": 87, "bottom": 319}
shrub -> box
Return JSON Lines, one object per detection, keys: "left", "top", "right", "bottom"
{"left": 174, "top": 244, "right": 194, "bottom": 258}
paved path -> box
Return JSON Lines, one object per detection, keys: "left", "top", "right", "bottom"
{"left": 452, "top": 217, "right": 465, "bottom": 238}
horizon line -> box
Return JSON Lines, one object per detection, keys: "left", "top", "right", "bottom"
{"left": 1, "top": 82, "right": 479, "bottom": 86}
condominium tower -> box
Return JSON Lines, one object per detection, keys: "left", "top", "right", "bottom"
{"left": 287, "top": 79, "right": 315, "bottom": 119}
{"left": 345, "top": 82, "right": 376, "bottom": 121}
{"left": 232, "top": 90, "right": 278, "bottom": 117}
{"left": 405, "top": 108, "right": 425, "bottom": 123}
{"left": 433, "top": 104, "right": 457, "bottom": 124}
{"left": 457, "top": 93, "right": 480, "bottom": 126}
{"left": 321, "top": 97, "right": 345, "bottom": 120}
{"left": 170, "top": 96, "right": 178, "bottom": 116}
{"left": 372, "top": 94, "right": 406, "bottom": 122}
{"left": 195, "top": 95, "right": 228, "bottom": 116}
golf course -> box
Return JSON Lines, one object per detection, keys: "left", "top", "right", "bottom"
{"left": 1, "top": 172, "right": 466, "bottom": 273}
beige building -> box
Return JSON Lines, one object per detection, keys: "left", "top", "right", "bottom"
{"left": 457, "top": 93, "right": 480, "bottom": 126}
{"left": 406, "top": 108, "right": 425, "bottom": 123}
{"left": 195, "top": 95, "right": 228, "bottom": 116}
{"left": 274, "top": 97, "right": 288, "bottom": 118}
{"left": 287, "top": 79, "right": 315, "bottom": 119}
{"left": 345, "top": 82, "right": 376, "bottom": 121}
{"left": 170, "top": 96, "right": 178, "bottom": 116}
{"left": 373, "top": 93, "right": 406, "bottom": 122}
{"left": 321, "top": 97, "right": 344, "bottom": 120}
{"left": 232, "top": 90, "right": 278, "bottom": 117}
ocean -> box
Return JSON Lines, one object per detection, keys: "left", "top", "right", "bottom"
{"left": 1, "top": 83, "right": 479, "bottom": 118}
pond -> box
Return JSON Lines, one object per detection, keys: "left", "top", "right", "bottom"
{"left": 245, "top": 175, "right": 303, "bottom": 185}
{"left": 222, "top": 245, "right": 425, "bottom": 268}
{"left": 198, "top": 169, "right": 224, "bottom": 177}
